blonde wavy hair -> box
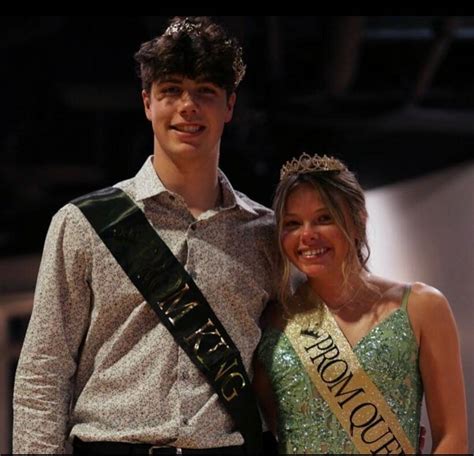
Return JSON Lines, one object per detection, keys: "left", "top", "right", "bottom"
{"left": 273, "top": 161, "right": 370, "bottom": 307}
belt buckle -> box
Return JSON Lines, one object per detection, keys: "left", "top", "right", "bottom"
{"left": 148, "top": 445, "right": 183, "bottom": 455}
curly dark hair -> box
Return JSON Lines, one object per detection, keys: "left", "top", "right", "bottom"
{"left": 134, "top": 16, "right": 246, "bottom": 96}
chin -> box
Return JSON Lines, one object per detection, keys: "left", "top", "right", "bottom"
{"left": 298, "top": 264, "right": 327, "bottom": 278}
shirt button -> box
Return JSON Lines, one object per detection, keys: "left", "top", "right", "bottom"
{"left": 182, "top": 418, "right": 189, "bottom": 425}
{"left": 168, "top": 194, "right": 175, "bottom": 201}
{"left": 181, "top": 372, "right": 188, "bottom": 380}
{"left": 190, "top": 225, "right": 196, "bottom": 231}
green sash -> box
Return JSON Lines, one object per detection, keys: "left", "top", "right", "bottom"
{"left": 284, "top": 284, "right": 415, "bottom": 455}
{"left": 72, "top": 187, "right": 262, "bottom": 454}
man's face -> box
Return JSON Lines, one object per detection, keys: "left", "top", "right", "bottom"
{"left": 142, "top": 76, "right": 236, "bottom": 163}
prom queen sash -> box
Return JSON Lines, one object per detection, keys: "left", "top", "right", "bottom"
{"left": 284, "top": 285, "right": 415, "bottom": 455}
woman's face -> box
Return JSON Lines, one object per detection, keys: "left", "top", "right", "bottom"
{"left": 281, "top": 184, "right": 352, "bottom": 282}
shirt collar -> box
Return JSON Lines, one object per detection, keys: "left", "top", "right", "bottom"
{"left": 218, "top": 170, "right": 259, "bottom": 216}
{"left": 134, "top": 156, "right": 258, "bottom": 216}
{"left": 134, "top": 156, "right": 172, "bottom": 201}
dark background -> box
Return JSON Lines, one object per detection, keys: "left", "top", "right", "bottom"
{"left": 2, "top": 16, "right": 474, "bottom": 256}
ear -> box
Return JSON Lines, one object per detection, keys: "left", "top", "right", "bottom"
{"left": 142, "top": 89, "right": 152, "bottom": 121}
{"left": 224, "top": 92, "right": 237, "bottom": 123}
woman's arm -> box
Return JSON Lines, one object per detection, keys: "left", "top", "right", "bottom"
{"left": 409, "top": 282, "right": 468, "bottom": 454}
{"left": 254, "top": 300, "right": 286, "bottom": 438}
{"left": 253, "top": 357, "right": 278, "bottom": 436}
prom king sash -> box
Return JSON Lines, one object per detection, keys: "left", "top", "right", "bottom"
{"left": 72, "top": 187, "right": 263, "bottom": 454}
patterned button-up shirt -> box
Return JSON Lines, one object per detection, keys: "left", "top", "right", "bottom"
{"left": 13, "top": 157, "right": 277, "bottom": 454}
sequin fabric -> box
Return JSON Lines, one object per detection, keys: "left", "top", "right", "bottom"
{"left": 258, "top": 302, "right": 423, "bottom": 454}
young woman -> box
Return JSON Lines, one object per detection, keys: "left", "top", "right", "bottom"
{"left": 255, "top": 153, "right": 468, "bottom": 454}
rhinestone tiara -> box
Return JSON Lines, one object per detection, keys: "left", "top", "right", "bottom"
{"left": 280, "top": 153, "right": 347, "bottom": 181}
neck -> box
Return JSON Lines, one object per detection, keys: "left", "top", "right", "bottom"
{"left": 152, "top": 146, "right": 221, "bottom": 217}
{"left": 307, "top": 269, "right": 370, "bottom": 312}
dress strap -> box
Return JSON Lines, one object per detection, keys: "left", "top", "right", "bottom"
{"left": 401, "top": 285, "right": 412, "bottom": 310}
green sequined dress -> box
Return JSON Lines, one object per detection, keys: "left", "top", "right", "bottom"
{"left": 258, "top": 287, "right": 423, "bottom": 454}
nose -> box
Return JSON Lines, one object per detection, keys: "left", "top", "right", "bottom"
{"left": 301, "top": 225, "right": 318, "bottom": 243}
{"left": 179, "top": 91, "right": 199, "bottom": 115}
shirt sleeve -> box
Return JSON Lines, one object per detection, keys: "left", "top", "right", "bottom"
{"left": 13, "top": 204, "right": 93, "bottom": 454}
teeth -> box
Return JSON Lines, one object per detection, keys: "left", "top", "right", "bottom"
{"left": 300, "top": 248, "right": 327, "bottom": 257}
{"left": 174, "top": 125, "right": 201, "bottom": 133}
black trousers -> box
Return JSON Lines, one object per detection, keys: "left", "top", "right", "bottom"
{"left": 73, "top": 432, "right": 278, "bottom": 455}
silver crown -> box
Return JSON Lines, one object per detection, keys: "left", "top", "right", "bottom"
{"left": 280, "top": 153, "right": 347, "bottom": 181}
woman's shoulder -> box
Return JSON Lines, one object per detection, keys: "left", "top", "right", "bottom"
{"left": 405, "top": 282, "right": 454, "bottom": 344}
{"left": 369, "top": 276, "right": 448, "bottom": 310}
{"left": 408, "top": 281, "right": 449, "bottom": 311}
{"left": 368, "top": 277, "right": 451, "bottom": 341}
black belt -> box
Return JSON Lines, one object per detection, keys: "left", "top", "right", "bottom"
{"left": 73, "top": 438, "right": 246, "bottom": 455}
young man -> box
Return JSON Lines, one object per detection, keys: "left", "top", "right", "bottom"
{"left": 13, "top": 17, "right": 276, "bottom": 454}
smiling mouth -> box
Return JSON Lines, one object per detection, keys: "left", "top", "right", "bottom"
{"left": 298, "top": 247, "right": 330, "bottom": 259}
{"left": 171, "top": 125, "right": 205, "bottom": 133}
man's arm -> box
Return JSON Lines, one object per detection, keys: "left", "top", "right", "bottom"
{"left": 13, "top": 205, "right": 92, "bottom": 454}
